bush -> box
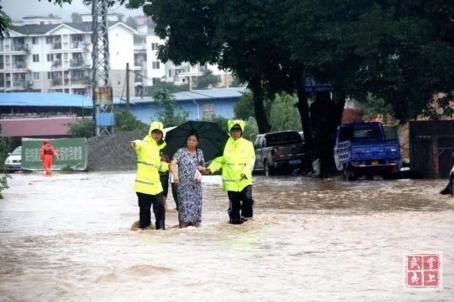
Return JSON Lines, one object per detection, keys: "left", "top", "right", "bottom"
{"left": 68, "top": 118, "right": 95, "bottom": 138}
{"left": 114, "top": 110, "right": 148, "bottom": 133}
{"left": 0, "top": 174, "right": 10, "bottom": 199}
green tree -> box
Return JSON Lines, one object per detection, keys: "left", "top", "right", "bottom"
{"left": 125, "top": 16, "right": 137, "bottom": 29}
{"left": 147, "top": 80, "right": 189, "bottom": 95}
{"left": 243, "top": 116, "right": 259, "bottom": 142}
{"left": 202, "top": 114, "right": 228, "bottom": 132}
{"left": 68, "top": 118, "right": 95, "bottom": 138}
{"left": 153, "top": 89, "right": 188, "bottom": 127}
{"left": 0, "top": 138, "right": 10, "bottom": 170}
{"left": 234, "top": 92, "right": 255, "bottom": 120}
{"left": 70, "top": 12, "right": 82, "bottom": 23}
{"left": 195, "top": 70, "right": 220, "bottom": 89}
{"left": 269, "top": 93, "right": 302, "bottom": 131}
{"left": 114, "top": 110, "right": 148, "bottom": 132}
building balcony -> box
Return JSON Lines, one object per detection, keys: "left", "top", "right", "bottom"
{"left": 12, "top": 62, "right": 27, "bottom": 70}
{"left": 70, "top": 59, "right": 85, "bottom": 68}
{"left": 12, "top": 80, "right": 26, "bottom": 88}
{"left": 51, "top": 42, "right": 62, "bottom": 50}
{"left": 52, "top": 60, "right": 62, "bottom": 68}
{"left": 51, "top": 78, "right": 63, "bottom": 86}
{"left": 71, "top": 77, "right": 90, "bottom": 85}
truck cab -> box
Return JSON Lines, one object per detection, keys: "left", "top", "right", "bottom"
{"left": 254, "top": 130, "right": 305, "bottom": 176}
{"left": 334, "top": 122, "right": 401, "bottom": 180}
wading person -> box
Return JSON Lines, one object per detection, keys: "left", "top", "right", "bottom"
{"left": 39, "top": 139, "right": 58, "bottom": 176}
{"left": 130, "top": 121, "right": 169, "bottom": 230}
{"left": 202, "top": 120, "right": 255, "bottom": 224}
{"left": 170, "top": 133, "right": 205, "bottom": 227}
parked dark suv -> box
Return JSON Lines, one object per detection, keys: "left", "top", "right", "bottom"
{"left": 253, "top": 130, "right": 305, "bottom": 176}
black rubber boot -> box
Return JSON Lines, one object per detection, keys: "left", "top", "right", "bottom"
{"left": 156, "top": 220, "right": 166, "bottom": 230}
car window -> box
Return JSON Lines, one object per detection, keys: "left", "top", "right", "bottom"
{"left": 12, "top": 146, "right": 22, "bottom": 155}
{"left": 353, "top": 126, "right": 381, "bottom": 140}
{"left": 265, "top": 132, "right": 302, "bottom": 146}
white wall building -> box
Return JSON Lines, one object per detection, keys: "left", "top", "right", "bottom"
{"left": 0, "top": 15, "right": 232, "bottom": 97}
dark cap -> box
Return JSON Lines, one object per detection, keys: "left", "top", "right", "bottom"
{"left": 231, "top": 124, "right": 242, "bottom": 131}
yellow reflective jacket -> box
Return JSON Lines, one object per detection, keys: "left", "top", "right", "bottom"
{"left": 133, "top": 122, "right": 169, "bottom": 195}
{"left": 208, "top": 119, "right": 255, "bottom": 192}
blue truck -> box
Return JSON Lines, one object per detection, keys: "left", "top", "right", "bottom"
{"left": 334, "top": 122, "right": 401, "bottom": 180}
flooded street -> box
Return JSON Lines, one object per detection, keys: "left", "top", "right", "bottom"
{"left": 1, "top": 172, "right": 454, "bottom": 301}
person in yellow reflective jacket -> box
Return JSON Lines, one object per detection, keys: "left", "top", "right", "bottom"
{"left": 203, "top": 119, "right": 256, "bottom": 224}
{"left": 129, "top": 121, "right": 169, "bottom": 230}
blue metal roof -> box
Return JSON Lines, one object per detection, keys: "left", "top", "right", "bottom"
{"left": 0, "top": 87, "right": 247, "bottom": 108}
{"left": 114, "top": 87, "right": 248, "bottom": 105}
{"left": 0, "top": 92, "right": 93, "bottom": 108}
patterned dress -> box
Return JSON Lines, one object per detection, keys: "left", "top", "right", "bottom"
{"left": 173, "top": 148, "right": 205, "bottom": 225}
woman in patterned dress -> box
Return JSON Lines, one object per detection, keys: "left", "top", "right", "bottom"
{"left": 170, "top": 133, "right": 205, "bottom": 227}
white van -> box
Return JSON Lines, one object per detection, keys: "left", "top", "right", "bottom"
{"left": 4, "top": 146, "right": 22, "bottom": 172}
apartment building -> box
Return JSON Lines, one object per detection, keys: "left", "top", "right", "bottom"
{"left": 0, "top": 15, "right": 232, "bottom": 98}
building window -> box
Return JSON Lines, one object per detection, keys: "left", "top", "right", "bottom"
{"left": 46, "top": 36, "right": 52, "bottom": 44}
{"left": 47, "top": 72, "right": 51, "bottom": 79}
{"left": 47, "top": 54, "right": 53, "bottom": 62}
{"left": 33, "top": 72, "right": 39, "bottom": 80}
{"left": 152, "top": 77, "right": 160, "bottom": 85}
{"left": 151, "top": 43, "right": 159, "bottom": 51}
{"left": 32, "top": 37, "right": 38, "bottom": 45}
{"left": 32, "top": 54, "right": 39, "bottom": 62}
{"left": 152, "top": 61, "right": 160, "bottom": 69}
{"left": 202, "top": 102, "right": 214, "bottom": 118}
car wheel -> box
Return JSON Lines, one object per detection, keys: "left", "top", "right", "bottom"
{"left": 451, "top": 176, "right": 454, "bottom": 196}
{"left": 343, "top": 166, "right": 356, "bottom": 181}
{"left": 264, "top": 161, "right": 274, "bottom": 177}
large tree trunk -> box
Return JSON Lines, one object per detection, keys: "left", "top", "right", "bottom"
{"left": 249, "top": 77, "right": 270, "bottom": 133}
{"left": 294, "top": 70, "right": 313, "bottom": 172}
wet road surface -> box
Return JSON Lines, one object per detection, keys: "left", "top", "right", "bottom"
{"left": 1, "top": 172, "right": 453, "bottom": 301}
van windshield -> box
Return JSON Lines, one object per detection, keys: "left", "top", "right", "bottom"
{"left": 12, "top": 146, "right": 22, "bottom": 155}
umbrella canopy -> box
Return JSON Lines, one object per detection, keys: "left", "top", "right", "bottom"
{"left": 163, "top": 121, "right": 229, "bottom": 162}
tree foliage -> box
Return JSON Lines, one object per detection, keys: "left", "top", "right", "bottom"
{"left": 269, "top": 93, "right": 302, "bottom": 131}
{"left": 70, "top": 12, "right": 82, "bottom": 23}
{"left": 114, "top": 110, "right": 148, "bottom": 132}
{"left": 68, "top": 118, "right": 95, "bottom": 138}
{"left": 234, "top": 92, "right": 255, "bottom": 120}
{"left": 153, "top": 89, "right": 188, "bottom": 127}
{"left": 195, "top": 70, "right": 220, "bottom": 89}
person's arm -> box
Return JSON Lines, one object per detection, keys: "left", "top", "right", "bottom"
{"left": 129, "top": 140, "right": 143, "bottom": 152}
{"left": 207, "top": 155, "right": 224, "bottom": 174}
{"left": 170, "top": 159, "right": 179, "bottom": 184}
{"left": 241, "top": 142, "right": 256, "bottom": 179}
{"left": 52, "top": 145, "right": 60, "bottom": 160}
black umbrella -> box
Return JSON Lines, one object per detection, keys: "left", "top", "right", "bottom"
{"left": 163, "top": 121, "right": 229, "bottom": 162}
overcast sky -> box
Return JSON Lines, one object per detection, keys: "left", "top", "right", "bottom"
{"left": 2, "top": 0, "right": 143, "bottom": 22}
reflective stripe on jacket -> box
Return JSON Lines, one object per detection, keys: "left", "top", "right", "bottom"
{"left": 208, "top": 120, "right": 255, "bottom": 192}
{"left": 133, "top": 123, "right": 169, "bottom": 195}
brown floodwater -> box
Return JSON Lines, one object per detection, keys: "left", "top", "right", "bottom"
{"left": 1, "top": 172, "right": 453, "bottom": 301}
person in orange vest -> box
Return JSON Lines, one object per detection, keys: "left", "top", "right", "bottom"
{"left": 39, "top": 140, "right": 59, "bottom": 176}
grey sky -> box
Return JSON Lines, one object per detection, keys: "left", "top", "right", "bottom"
{"left": 1, "top": 0, "right": 143, "bottom": 22}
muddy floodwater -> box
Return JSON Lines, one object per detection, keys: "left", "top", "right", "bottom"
{"left": 1, "top": 172, "right": 454, "bottom": 301}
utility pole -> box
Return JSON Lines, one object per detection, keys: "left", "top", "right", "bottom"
{"left": 92, "top": 0, "right": 114, "bottom": 136}
{"left": 126, "top": 63, "right": 130, "bottom": 111}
